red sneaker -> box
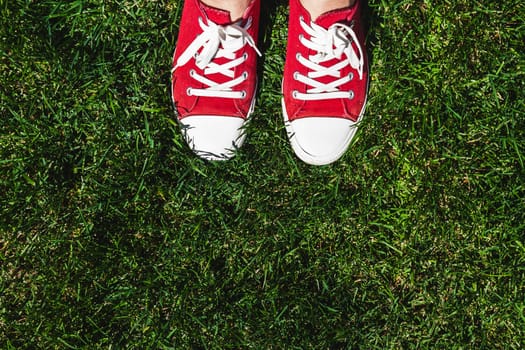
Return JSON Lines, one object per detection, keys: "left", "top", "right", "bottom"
{"left": 171, "top": 0, "right": 261, "bottom": 160}
{"left": 282, "top": 0, "right": 369, "bottom": 165}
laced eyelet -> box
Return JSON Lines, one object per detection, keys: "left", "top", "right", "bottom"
{"left": 299, "top": 16, "right": 304, "bottom": 22}
{"left": 348, "top": 90, "right": 355, "bottom": 99}
{"left": 299, "top": 34, "right": 304, "bottom": 40}
{"left": 292, "top": 90, "right": 298, "bottom": 99}
{"left": 296, "top": 53, "right": 301, "bottom": 60}
{"left": 293, "top": 71, "right": 299, "bottom": 80}
{"left": 174, "top": 16, "right": 260, "bottom": 101}
{"left": 348, "top": 72, "right": 354, "bottom": 81}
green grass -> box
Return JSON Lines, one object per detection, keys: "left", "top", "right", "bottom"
{"left": 1, "top": 0, "right": 524, "bottom": 348}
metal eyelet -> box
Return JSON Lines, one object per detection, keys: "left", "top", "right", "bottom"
{"left": 296, "top": 53, "right": 301, "bottom": 60}
{"left": 186, "top": 88, "right": 192, "bottom": 96}
{"left": 348, "top": 72, "right": 354, "bottom": 81}
{"left": 292, "top": 90, "right": 298, "bottom": 99}
{"left": 349, "top": 90, "right": 355, "bottom": 99}
{"left": 242, "top": 71, "right": 249, "bottom": 79}
{"left": 243, "top": 52, "right": 248, "bottom": 60}
{"left": 189, "top": 69, "right": 195, "bottom": 76}
{"left": 293, "top": 71, "right": 299, "bottom": 80}
{"left": 240, "top": 90, "right": 247, "bottom": 99}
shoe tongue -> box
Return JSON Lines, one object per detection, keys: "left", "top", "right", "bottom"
{"left": 199, "top": 2, "right": 234, "bottom": 25}
{"left": 315, "top": 5, "right": 356, "bottom": 29}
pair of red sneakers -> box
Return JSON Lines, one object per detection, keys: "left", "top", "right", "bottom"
{"left": 171, "top": 0, "right": 368, "bottom": 165}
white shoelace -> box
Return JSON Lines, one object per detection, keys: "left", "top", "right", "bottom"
{"left": 172, "top": 16, "right": 261, "bottom": 99}
{"left": 293, "top": 17, "right": 365, "bottom": 101}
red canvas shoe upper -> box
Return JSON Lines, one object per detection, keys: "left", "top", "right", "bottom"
{"left": 282, "top": 0, "right": 369, "bottom": 122}
{"left": 171, "top": 0, "right": 260, "bottom": 120}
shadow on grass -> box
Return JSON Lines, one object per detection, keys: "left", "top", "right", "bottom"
{"left": 363, "top": 0, "right": 381, "bottom": 69}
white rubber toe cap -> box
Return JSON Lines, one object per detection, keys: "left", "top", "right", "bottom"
{"left": 181, "top": 115, "right": 247, "bottom": 161}
{"left": 287, "top": 117, "right": 358, "bottom": 165}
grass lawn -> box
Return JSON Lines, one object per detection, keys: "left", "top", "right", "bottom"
{"left": 1, "top": 0, "right": 524, "bottom": 348}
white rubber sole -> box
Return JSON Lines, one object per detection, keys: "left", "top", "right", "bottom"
{"left": 281, "top": 83, "right": 368, "bottom": 166}
{"left": 172, "top": 80, "right": 257, "bottom": 161}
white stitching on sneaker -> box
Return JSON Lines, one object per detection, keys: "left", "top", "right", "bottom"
{"left": 172, "top": 16, "right": 261, "bottom": 99}
{"left": 293, "top": 17, "right": 364, "bottom": 101}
